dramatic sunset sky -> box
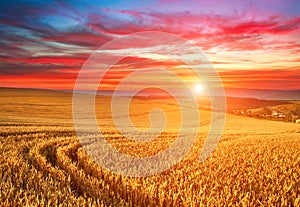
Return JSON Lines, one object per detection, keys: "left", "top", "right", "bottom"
{"left": 0, "top": 0, "right": 300, "bottom": 94}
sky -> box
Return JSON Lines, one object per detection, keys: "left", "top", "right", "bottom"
{"left": 0, "top": 0, "right": 300, "bottom": 93}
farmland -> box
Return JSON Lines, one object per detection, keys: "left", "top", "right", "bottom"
{"left": 0, "top": 88, "right": 299, "bottom": 206}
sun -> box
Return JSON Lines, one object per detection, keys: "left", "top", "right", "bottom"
{"left": 194, "top": 83, "right": 204, "bottom": 93}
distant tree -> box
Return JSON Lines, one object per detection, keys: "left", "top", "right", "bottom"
{"left": 262, "top": 107, "right": 272, "bottom": 115}
{"left": 292, "top": 106, "right": 300, "bottom": 116}
{"left": 286, "top": 113, "right": 292, "bottom": 122}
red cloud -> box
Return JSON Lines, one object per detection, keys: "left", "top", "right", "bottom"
{"left": 0, "top": 55, "right": 88, "bottom": 66}
{"left": 220, "top": 69, "right": 300, "bottom": 89}
{"left": 220, "top": 19, "right": 300, "bottom": 35}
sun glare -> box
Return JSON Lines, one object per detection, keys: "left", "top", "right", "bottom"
{"left": 194, "top": 83, "right": 204, "bottom": 93}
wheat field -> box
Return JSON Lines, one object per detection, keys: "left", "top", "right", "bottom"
{"left": 0, "top": 88, "right": 299, "bottom": 206}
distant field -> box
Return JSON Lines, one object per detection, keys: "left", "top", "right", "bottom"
{"left": 0, "top": 88, "right": 299, "bottom": 206}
